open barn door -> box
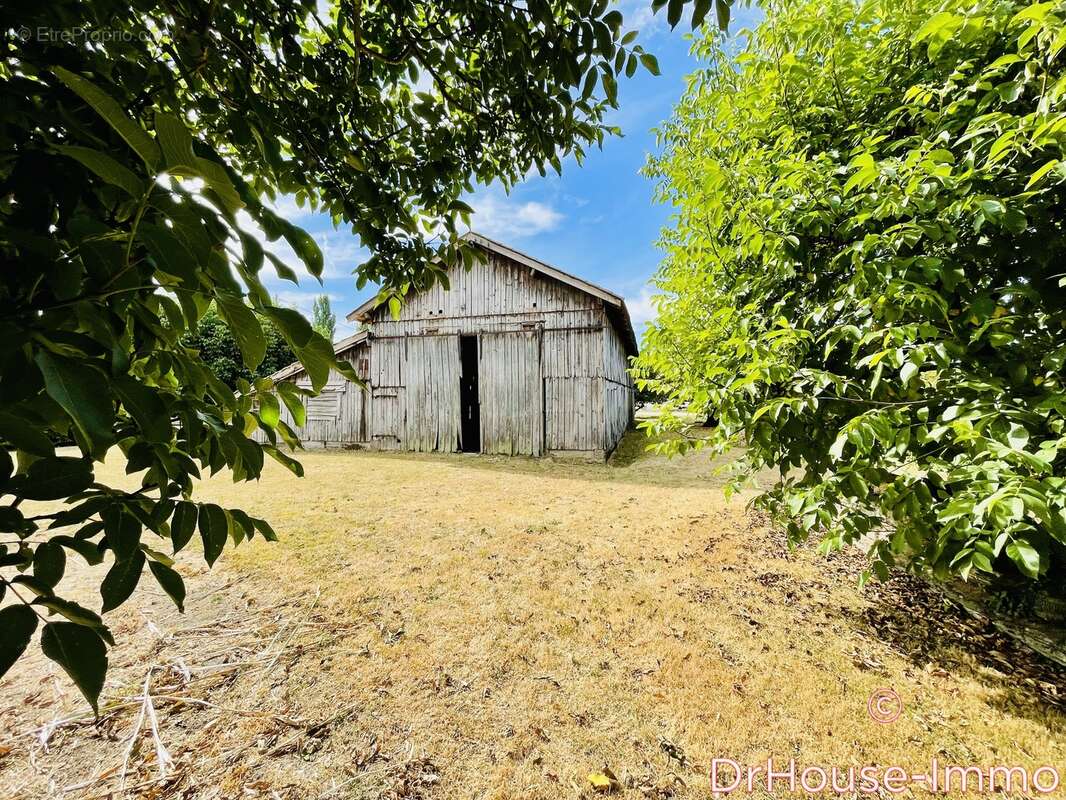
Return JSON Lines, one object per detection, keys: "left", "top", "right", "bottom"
{"left": 459, "top": 336, "right": 480, "bottom": 453}
{"left": 478, "top": 328, "right": 543, "bottom": 456}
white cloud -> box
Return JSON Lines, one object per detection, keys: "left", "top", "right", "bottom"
{"left": 233, "top": 209, "right": 300, "bottom": 276}
{"left": 231, "top": 207, "right": 366, "bottom": 287}
{"left": 469, "top": 190, "right": 564, "bottom": 239}
{"left": 624, "top": 286, "right": 658, "bottom": 334}
{"left": 614, "top": 0, "right": 669, "bottom": 38}
{"left": 271, "top": 288, "right": 343, "bottom": 313}
{"left": 266, "top": 194, "right": 315, "bottom": 221}
{"left": 316, "top": 229, "right": 365, "bottom": 281}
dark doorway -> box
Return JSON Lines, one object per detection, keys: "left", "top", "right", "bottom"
{"left": 459, "top": 335, "right": 480, "bottom": 453}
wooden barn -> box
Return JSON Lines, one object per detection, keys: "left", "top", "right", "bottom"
{"left": 261, "top": 232, "right": 637, "bottom": 459}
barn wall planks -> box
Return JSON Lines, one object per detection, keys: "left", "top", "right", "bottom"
{"left": 602, "top": 321, "right": 635, "bottom": 455}
{"left": 479, "top": 330, "right": 544, "bottom": 456}
{"left": 253, "top": 347, "right": 370, "bottom": 448}
{"left": 544, "top": 376, "right": 603, "bottom": 452}
{"left": 259, "top": 246, "right": 635, "bottom": 458}
{"left": 404, "top": 335, "right": 461, "bottom": 452}
{"left": 393, "top": 252, "right": 592, "bottom": 321}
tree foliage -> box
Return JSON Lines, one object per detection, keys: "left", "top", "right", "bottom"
{"left": 638, "top": 0, "right": 1066, "bottom": 587}
{"left": 311, "top": 295, "right": 337, "bottom": 343}
{"left": 0, "top": 0, "right": 712, "bottom": 709}
{"left": 180, "top": 305, "right": 295, "bottom": 389}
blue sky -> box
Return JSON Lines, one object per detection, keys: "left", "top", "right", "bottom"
{"left": 254, "top": 2, "right": 764, "bottom": 342}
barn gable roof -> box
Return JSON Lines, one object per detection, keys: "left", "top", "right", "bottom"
{"left": 345, "top": 232, "right": 638, "bottom": 356}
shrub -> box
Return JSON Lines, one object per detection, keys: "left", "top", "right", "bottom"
{"left": 638, "top": 0, "right": 1066, "bottom": 585}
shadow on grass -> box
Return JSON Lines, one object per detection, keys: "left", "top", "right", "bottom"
{"left": 330, "top": 428, "right": 754, "bottom": 491}
{"left": 746, "top": 524, "right": 1066, "bottom": 726}
{"left": 859, "top": 572, "right": 1066, "bottom": 725}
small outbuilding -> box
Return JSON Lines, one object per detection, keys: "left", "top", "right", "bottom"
{"left": 262, "top": 232, "right": 637, "bottom": 459}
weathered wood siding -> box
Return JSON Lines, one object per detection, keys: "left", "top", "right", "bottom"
{"left": 385, "top": 251, "right": 596, "bottom": 321}
{"left": 479, "top": 329, "right": 544, "bottom": 456}
{"left": 254, "top": 346, "right": 370, "bottom": 448}
{"left": 262, "top": 247, "right": 634, "bottom": 458}
{"left": 544, "top": 376, "right": 603, "bottom": 452}
{"left": 603, "top": 321, "right": 635, "bottom": 455}
{"left": 369, "top": 337, "right": 404, "bottom": 449}
{"left": 404, "top": 335, "right": 461, "bottom": 452}
{"left": 366, "top": 252, "right": 613, "bottom": 457}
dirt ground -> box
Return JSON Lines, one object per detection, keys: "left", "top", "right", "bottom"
{"left": 1, "top": 434, "right": 1064, "bottom": 799}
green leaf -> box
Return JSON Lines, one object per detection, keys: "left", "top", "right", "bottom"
{"left": 914, "top": 11, "right": 958, "bottom": 43}
{"left": 52, "top": 66, "right": 160, "bottom": 170}
{"left": 41, "top": 621, "right": 108, "bottom": 714}
{"left": 171, "top": 501, "right": 198, "bottom": 552}
{"left": 276, "top": 383, "right": 307, "bottom": 427}
{"left": 140, "top": 545, "right": 174, "bottom": 566}
{"left": 1026, "top": 159, "right": 1061, "bottom": 189}
{"left": 50, "top": 535, "right": 104, "bottom": 566}
{"left": 228, "top": 508, "right": 256, "bottom": 542}
{"left": 139, "top": 223, "right": 198, "bottom": 285}
{"left": 293, "top": 335, "right": 335, "bottom": 392}
{"left": 36, "top": 597, "right": 112, "bottom": 641}
{"left": 0, "top": 411, "right": 55, "bottom": 457}
{"left": 900, "top": 361, "right": 919, "bottom": 386}
{"left": 11, "top": 574, "right": 55, "bottom": 597}
{"left": 0, "top": 605, "right": 38, "bottom": 679}
{"left": 198, "top": 503, "right": 228, "bottom": 567}
{"left": 102, "top": 507, "right": 142, "bottom": 561}
{"left": 225, "top": 509, "right": 243, "bottom": 545}
{"left": 265, "top": 445, "right": 304, "bottom": 477}
{"left": 33, "top": 541, "right": 66, "bottom": 588}
{"left": 666, "top": 0, "right": 684, "bottom": 28}
{"left": 581, "top": 68, "right": 600, "bottom": 100}
{"left": 252, "top": 516, "right": 279, "bottom": 542}
{"left": 280, "top": 222, "right": 323, "bottom": 278}
{"left": 148, "top": 561, "right": 186, "bottom": 612}
{"left": 691, "top": 0, "right": 712, "bottom": 28}
{"left": 191, "top": 156, "right": 243, "bottom": 216}
{"left": 155, "top": 112, "right": 197, "bottom": 169}
{"left": 56, "top": 146, "right": 145, "bottom": 197}
{"left": 639, "top": 53, "right": 661, "bottom": 76}
{"left": 216, "top": 294, "right": 267, "bottom": 370}
{"left": 266, "top": 252, "right": 300, "bottom": 283}
{"left": 258, "top": 392, "right": 281, "bottom": 427}
{"left": 715, "top": 0, "right": 731, "bottom": 29}
{"left": 35, "top": 351, "right": 115, "bottom": 452}
{"left": 100, "top": 550, "right": 146, "bottom": 612}
{"left": 9, "top": 456, "right": 92, "bottom": 501}
{"left": 263, "top": 306, "right": 315, "bottom": 348}
{"left": 114, "top": 377, "right": 171, "bottom": 442}
{"left": 1007, "top": 423, "right": 1029, "bottom": 450}
{"left": 1006, "top": 540, "right": 1041, "bottom": 578}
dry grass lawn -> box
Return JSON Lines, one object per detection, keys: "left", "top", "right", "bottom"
{"left": 1, "top": 434, "right": 1064, "bottom": 799}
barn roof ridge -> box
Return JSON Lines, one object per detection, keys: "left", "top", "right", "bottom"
{"left": 345, "top": 231, "right": 638, "bottom": 355}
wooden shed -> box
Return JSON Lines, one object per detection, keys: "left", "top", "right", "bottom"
{"left": 262, "top": 232, "right": 638, "bottom": 460}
